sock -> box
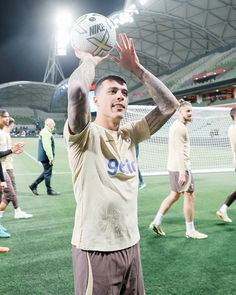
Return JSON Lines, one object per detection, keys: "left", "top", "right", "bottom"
{"left": 0, "top": 223, "right": 7, "bottom": 231}
{"left": 0, "top": 211, "right": 4, "bottom": 217}
{"left": 14, "top": 207, "right": 21, "bottom": 213}
{"left": 186, "top": 221, "right": 195, "bottom": 233}
{"left": 225, "top": 191, "right": 236, "bottom": 207}
{"left": 152, "top": 212, "right": 164, "bottom": 226}
{"left": 220, "top": 204, "right": 228, "bottom": 213}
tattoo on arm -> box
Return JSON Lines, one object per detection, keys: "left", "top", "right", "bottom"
{"left": 140, "top": 67, "right": 179, "bottom": 113}
{"left": 133, "top": 65, "right": 179, "bottom": 134}
{"left": 67, "top": 58, "right": 97, "bottom": 134}
{"left": 145, "top": 107, "right": 175, "bottom": 135}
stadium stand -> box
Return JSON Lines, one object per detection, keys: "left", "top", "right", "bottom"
{"left": 0, "top": 0, "right": 235, "bottom": 126}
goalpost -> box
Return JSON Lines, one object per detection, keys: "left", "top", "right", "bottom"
{"left": 123, "top": 106, "right": 233, "bottom": 175}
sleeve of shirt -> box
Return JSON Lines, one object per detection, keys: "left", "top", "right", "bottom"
{"left": 63, "top": 119, "right": 90, "bottom": 150}
{"left": 121, "top": 118, "right": 151, "bottom": 145}
{"left": 174, "top": 125, "right": 186, "bottom": 175}
{"left": 41, "top": 130, "right": 54, "bottom": 161}
{"left": 0, "top": 149, "right": 12, "bottom": 158}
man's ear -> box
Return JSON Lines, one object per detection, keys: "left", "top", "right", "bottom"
{"left": 93, "top": 95, "right": 99, "bottom": 106}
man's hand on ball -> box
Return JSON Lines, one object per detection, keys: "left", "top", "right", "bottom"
{"left": 73, "top": 48, "right": 109, "bottom": 65}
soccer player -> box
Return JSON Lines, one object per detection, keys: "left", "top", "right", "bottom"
{"left": 216, "top": 107, "right": 236, "bottom": 222}
{"left": 150, "top": 100, "right": 208, "bottom": 239}
{"left": 0, "top": 109, "right": 32, "bottom": 219}
{"left": 64, "top": 32, "right": 179, "bottom": 294}
{"left": 0, "top": 161, "right": 10, "bottom": 238}
{"left": 4, "top": 118, "right": 23, "bottom": 203}
{"left": 29, "top": 118, "right": 60, "bottom": 196}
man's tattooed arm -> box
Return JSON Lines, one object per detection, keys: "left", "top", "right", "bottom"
{"left": 132, "top": 65, "right": 179, "bottom": 135}
{"left": 67, "top": 57, "right": 97, "bottom": 134}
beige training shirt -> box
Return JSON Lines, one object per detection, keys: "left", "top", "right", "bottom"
{"left": 167, "top": 119, "right": 190, "bottom": 174}
{"left": 64, "top": 118, "right": 150, "bottom": 251}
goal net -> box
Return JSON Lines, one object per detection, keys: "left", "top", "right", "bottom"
{"left": 123, "top": 105, "right": 233, "bottom": 175}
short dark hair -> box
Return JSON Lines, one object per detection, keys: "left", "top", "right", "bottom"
{"left": 230, "top": 107, "right": 236, "bottom": 120}
{"left": 94, "top": 75, "right": 127, "bottom": 94}
{"left": 0, "top": 109, "right": 8, "bottom": 116}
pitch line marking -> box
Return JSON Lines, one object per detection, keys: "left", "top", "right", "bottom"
{"left": 24, "top": 151, "right": 40, "bottom": 165}
{"left": 15, "top": 172, "right": 71, "bottom": 176}
{"left": 23, "top": 151, "right": 71, "bottom": 174}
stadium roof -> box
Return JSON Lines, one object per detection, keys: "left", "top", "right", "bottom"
{"left": 0, "top": 81, "right": 57, "bottom": 112}
{"left": 97, "top": 0, "right": 236, "bottom": 90}
{"left": 1, "top": 0, "right": 236, "bottom": 112}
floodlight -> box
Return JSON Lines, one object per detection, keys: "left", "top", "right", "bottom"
{"left": 54, "top": 10, "right": 73, "bottom": 56}
{"left": 54, "top": 10, "right": 73, "bottom": 28}
{"left": 126, "top": 4, "right": 139, "bottom": 14}
{"left": 139, "top": 0, "right": 148, "bottom": 5}
{"left": 43, "top": 9, "right": 73, "bottom": 83}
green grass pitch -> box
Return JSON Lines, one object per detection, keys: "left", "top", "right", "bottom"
{"left": 1, "top": 138, "right": 236, "bottom": 294}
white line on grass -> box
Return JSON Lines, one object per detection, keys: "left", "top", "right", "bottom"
{"left": 23, "top": 151, "right": 71, "bottom": 174}
{"left": 15, "top": 172, "right": 71, "bottom": 176}
{"left": 24, "top": 151, "right": 41, "bottom": 165}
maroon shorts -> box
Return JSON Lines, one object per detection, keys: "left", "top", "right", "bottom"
{"left": 72, "top": 243, "right": 145, "bottom": 295}
{"left": 169, "top": 170, "right": 194, "bottom": 193}
{"left": 0, "top": 170, "right": 18, "bottom": 208}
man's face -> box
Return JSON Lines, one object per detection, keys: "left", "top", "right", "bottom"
{"left": 179, "top": 105, "right": 193, "bottom": 123}
{"left": 0, "top": 112, "right": 10, "bottom": 128}
{"left": 47, "top": 120, "right": 55, "bottom": 131}
{"left": 94, "top": 79, "right": 128, "bottom": 121}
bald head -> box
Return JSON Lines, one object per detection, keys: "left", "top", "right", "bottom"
{"left": 45, "top": 118, "right": 55, "bottom": 131}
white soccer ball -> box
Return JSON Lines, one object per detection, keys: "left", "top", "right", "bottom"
{"left": 70, "top": 13, "right": 116, "bottom": 57}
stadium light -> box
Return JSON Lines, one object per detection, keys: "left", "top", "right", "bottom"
{"left": 125, "top": 4, "right": 139, "bottom": 15}
{"left": 54, "top": 10, "right": 73, "bottom": 56}
{"left": 110, "top": 1, "right": 141, "bottom": 28}
{"left": 118, "top": 12, "right": 134, "bottom": 24}
{"left": 111, "top": 4, "right": 138, "bottom": 28}
{"left": 54, "top": 11, "right": 73, "bottom": 28}
{"left": 43, "top": 9, "right": 73, "bottom": 84}
{"left": 139, "top": 0, "right": 149, "bottom": 5}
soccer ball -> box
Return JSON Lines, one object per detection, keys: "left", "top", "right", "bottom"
{"left": 70, "top": 13, "right": 116, "bottom": 57}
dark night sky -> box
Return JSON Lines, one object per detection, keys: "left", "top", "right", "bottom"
{"left": 0, "top": 0, "right": 125, "bottom": 84}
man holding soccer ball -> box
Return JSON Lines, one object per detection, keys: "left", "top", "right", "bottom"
{"left": 64, "top": 32, "right": 179, "bottom": 294}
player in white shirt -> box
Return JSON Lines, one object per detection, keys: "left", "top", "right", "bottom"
{"left": 150, "top": 100, "right": 208, "bottom": 239}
